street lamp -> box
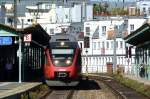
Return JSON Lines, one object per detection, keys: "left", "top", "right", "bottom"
{"left": 15, "top": 33, "right": 22, "bottom": 83}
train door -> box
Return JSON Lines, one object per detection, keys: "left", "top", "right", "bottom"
{"left": 0, "top": 38, "right": 18, "bottom": 82}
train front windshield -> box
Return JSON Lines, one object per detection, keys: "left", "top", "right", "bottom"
{"left": 51, "top": 49, "right": 74, "bottom": 67}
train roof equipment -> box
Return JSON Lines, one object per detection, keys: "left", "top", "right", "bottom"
{"left": 50, "top": 34, "right": 77, "bottom": 42}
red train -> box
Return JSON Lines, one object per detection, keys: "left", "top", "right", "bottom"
{"left": 44, "top": 34, "right": 82, "bottom": 86}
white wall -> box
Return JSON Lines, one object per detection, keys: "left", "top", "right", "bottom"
{"left": 128, "top": 19, "right": 146, "bottom": 34}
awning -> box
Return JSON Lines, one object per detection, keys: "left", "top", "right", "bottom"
{"left": 124, "top": 23, "right": 150, "bottom": 46}
{"left": 21, "top": 24, "right": 50, "bottom": 46}
{"left": 0, "top": 24, "right": 18, "bottom": 36}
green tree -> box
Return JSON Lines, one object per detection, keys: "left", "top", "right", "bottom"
{"left": 111, "top": 8, "right": 128, "bottom": 15}
{"left": 93, "top": 2, "right": 109, "bottom": 15}
{"left": 102, "top": 2, "right": 109, "bottom": 13}
{"left": 93, "top": 3, "right": 102, "bottom": 15}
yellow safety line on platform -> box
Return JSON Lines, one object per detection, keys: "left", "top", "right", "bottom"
{"left": 0, "top": 83, "right": 41, "bottom": 98}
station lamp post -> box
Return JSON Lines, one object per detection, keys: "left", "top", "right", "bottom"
{"left": 13, "top": 0, "right": 22, "bottom": 83}
{"left": 18, "top": 35, "right": 22, "bottom": 83}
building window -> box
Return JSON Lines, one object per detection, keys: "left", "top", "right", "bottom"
{"left": 97, "top": 57, "right": 98, "bottom": 65}
{"left": 93, "top": 57, "right": 95, "bottom": 65}
{"left": 102, "top": 26, "right": 106, "bottom": 36}
{"left": 65, "top": 15, "right": 68, "bottom": 19}
{"left": 130, "top": 24, "right": 134, "bottom": 31}
{"left": 102, "top": 41, "right": 105, "bottom": 48}
{"left": 101, "top": 41, "right": 105, "bottom": 54}
{"left": 143, "top": 7, "right": 146, "bottom": 13}
{"left": 45, "top": 4, "right": 50, "bottom": 9}
{"left": 120, "top": 41, "right": 123, "bottom": 48}
{"left": 107, "top": 41, "right": 109, "bottom": 49}
{"left": 98, "top": 42, "right": 100, "bottom": 49}
{"left": 149, "top": 7, "right": 150, "bottom": 14}
{"left": 50, "top": 28, "right": 54, "bottom": 34}
{"left": 111, "top": 41, "right": 113, "bottom": 49}
{"left": 85, "top": 27, "right": 90, "bottom": 35}
{"left": 89, "top": 57, "right": 91, "bottom": 65}
{"left": 93, "top": 42, "right": 96, "bottom": 50}
{"left": 80, "top": 43, "right": 82, "bottom": 49}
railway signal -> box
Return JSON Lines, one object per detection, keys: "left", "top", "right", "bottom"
{"left": 84, "top": 36, "right": 90, "bottom": 48}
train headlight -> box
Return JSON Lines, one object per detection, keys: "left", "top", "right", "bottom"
{"left": 54, "top": 60, "right": 59, "bottom": 65}
{"left": 60, "top": 42, "right": 65, "bottom": 46}
{"left": 65, "top": 60, "right": 72, "bottom": 65}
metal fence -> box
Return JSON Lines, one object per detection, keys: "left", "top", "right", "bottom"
{"left": 22, "top": 45, "right": 44, "bottom": 81}
{"left": 81, "top": 55, "right": 135, "bottom": 74}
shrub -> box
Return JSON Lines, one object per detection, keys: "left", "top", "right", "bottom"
{"left": 112, "top": 74, "right": 150, "bottom": 97}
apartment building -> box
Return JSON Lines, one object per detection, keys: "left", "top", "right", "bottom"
{"left": 136, "top": 0, "right": 150, "bottom": 16}
{"left": 80, "top": 17, "right": 146, "bottom": 73}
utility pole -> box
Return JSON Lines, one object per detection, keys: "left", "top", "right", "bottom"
{"left": 112, "top": 17, "right": 121, "bottom": 73}
{"left": 14, "top": 0, "right": 17, "bottom": 28}
{"left": 82, "top": 0, "right": 86, "bottom": 22}
{"left": 113, "top": 26, "right": 117, "bottom": 73}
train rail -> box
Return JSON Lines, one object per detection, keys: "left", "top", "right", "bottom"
{"left": 38, "top": 74, "right": 149, "bottom": 99}
{"left": 42, "top": 89, "right": 75, "bottom": 99}
{"left": 87, "top": 74, "right": 149, "bottom": 99}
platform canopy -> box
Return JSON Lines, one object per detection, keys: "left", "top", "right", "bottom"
{"left": 124, "top": 23, "right": 150, "bottom": 46}
{"left": 21, "top": 24, "right": 50, "bottom": 46}
{"left": 0, "top": 24, "right": 18, "bottom": 36}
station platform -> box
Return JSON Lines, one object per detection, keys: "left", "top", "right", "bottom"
{"left": 0, "top": 82, "right": 42, "bottom": 99}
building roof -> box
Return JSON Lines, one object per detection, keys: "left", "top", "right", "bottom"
{"left": 92, "top": 26, "right": 99, "bottom": 39}
{"left": 0, "top": 24, "right": 18, "bottom": 36}
{"left": 0, "top": 23, "right": 50, "bottom": 46}
{"left": 124, "top": 23, "right": 150, "bottom": 46}
{"left": 22, "top": 23, "right": 50, "bottom": 46}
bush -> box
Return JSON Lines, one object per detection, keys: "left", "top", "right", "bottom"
{"left": 112, "top": 74, "right": 150, "bottom": 97}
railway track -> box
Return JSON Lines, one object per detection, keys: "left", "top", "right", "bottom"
{"left": 87, "top": 74, "right": 149, "bottom": 99}
{"left": 42, "top": 89, "right": 75, "bottom": 99}
{"left": 39, "top": 74, "right": 149, "bottom": 99}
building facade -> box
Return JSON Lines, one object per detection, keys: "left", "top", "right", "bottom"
{"left": 136, "top": 0, "right": 150, "bottom": 16}
{"left": 80, "top": 17, "right": 146, "bottom": 73}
